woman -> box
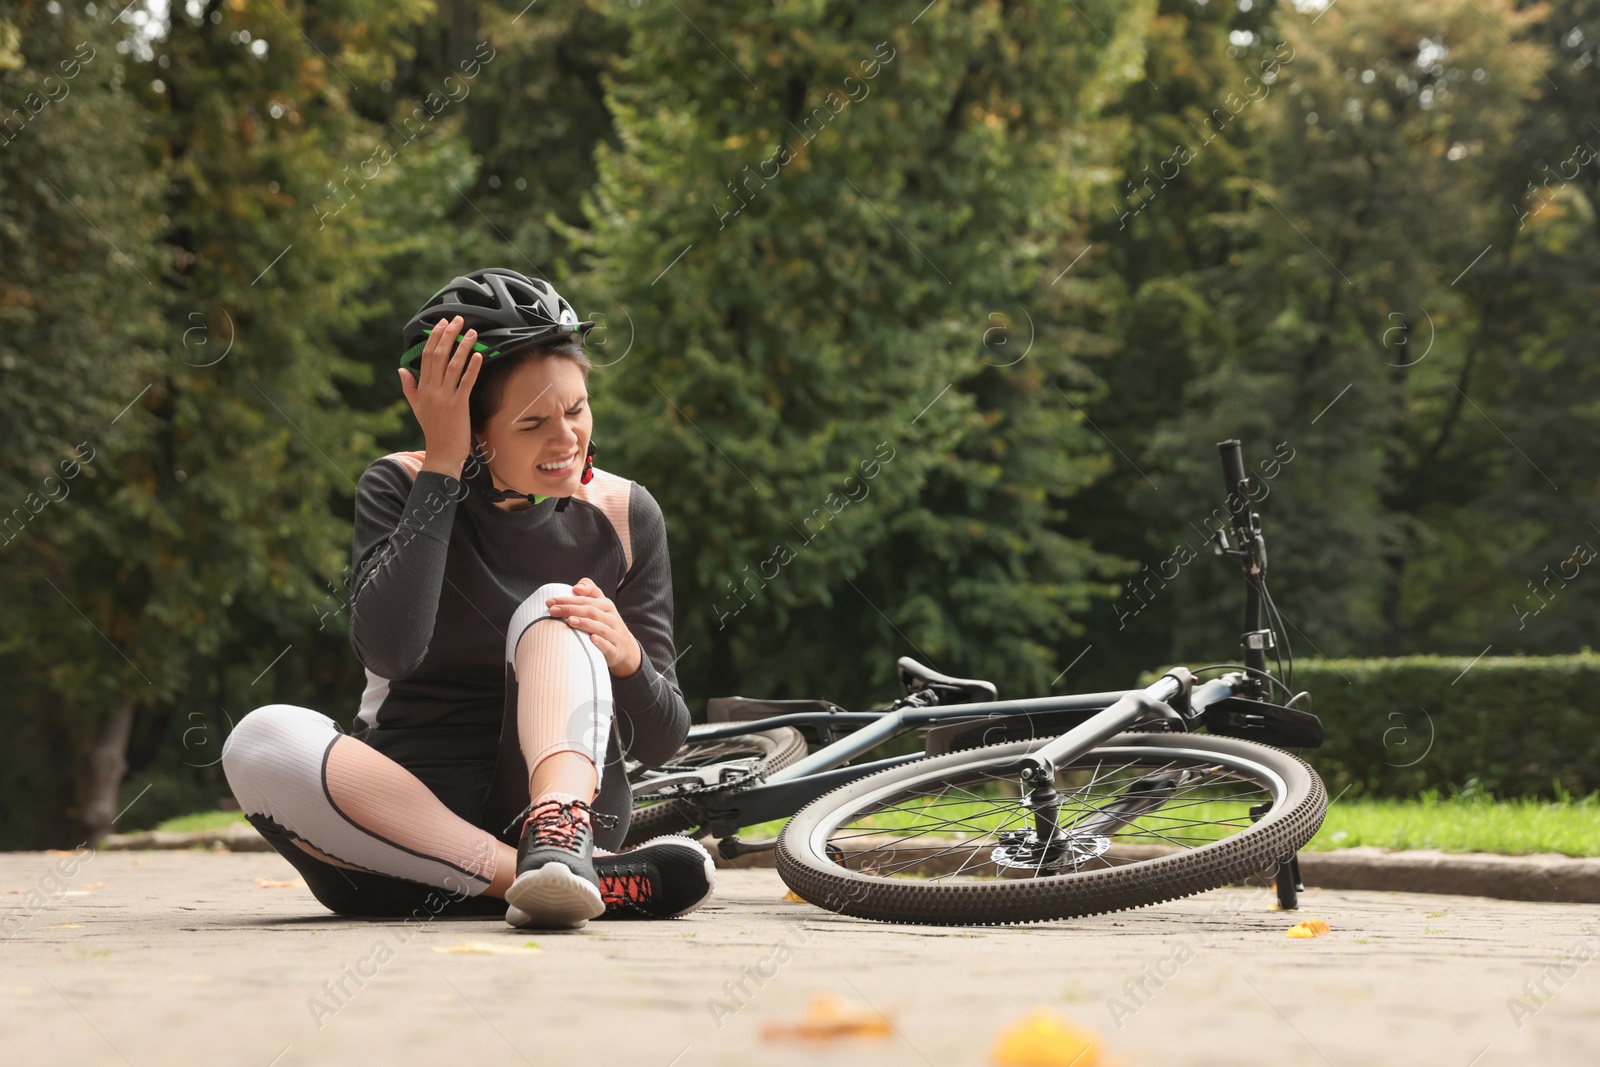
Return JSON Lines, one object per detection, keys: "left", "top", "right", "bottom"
{"left": 220, "top": 268, "right": 714, "bottom": 930}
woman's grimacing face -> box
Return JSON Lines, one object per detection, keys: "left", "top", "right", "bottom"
{"left": 472, "top": 356, "right": 592, "bottom": 509}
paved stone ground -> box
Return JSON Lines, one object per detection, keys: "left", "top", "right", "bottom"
{"left": 2, "top": 848, "right": 1597, "bottom": 1067}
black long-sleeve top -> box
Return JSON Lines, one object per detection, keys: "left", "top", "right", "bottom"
{"left": 345, "top": 450, "right": 690, "bottom": 834}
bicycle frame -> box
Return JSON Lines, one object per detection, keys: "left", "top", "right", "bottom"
{"left": 687, "top": 671, "right": 1254, "bottom": 838}
{"left": 669, "top": 437, "right": 1307, "bottom": 893}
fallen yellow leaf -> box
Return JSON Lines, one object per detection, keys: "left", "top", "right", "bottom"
{"left": 430, "top": 938, "right": 542, "bottom": 956}
{"left": 762, "top": 994, "right": 894, "bottom": 1041}
{"left": 991, "top": 1008, "right": 1101, "bottom": 1067}
{"left": 82, "top": 882, "right": 106, "bottom": 890}
{"left": 253, "top": 876, "right": 308, "bottom": 889}
{"left": 782, "top": 889, "right": 807, "bottom": 903}
{"left": 1286, "top": 920, "right": 1331, "bottom": 939}
{"left": 43, "top": 924, "right": 85, "bottom": 929}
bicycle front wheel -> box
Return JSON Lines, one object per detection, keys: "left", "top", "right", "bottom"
{"left": 774, "top": 732, "right": 1325, "bottom": 925}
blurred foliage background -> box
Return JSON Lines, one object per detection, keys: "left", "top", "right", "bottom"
{"left": 1, "top": 0, "right": 1597, "bottom": 847}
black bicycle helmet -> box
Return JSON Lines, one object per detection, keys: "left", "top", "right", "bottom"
{"left": 399, "top": 268, "right": 595, "bottom": 374}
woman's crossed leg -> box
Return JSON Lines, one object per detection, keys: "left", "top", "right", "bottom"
{"left": 220, "top": 582, "right": 712, "bottom": 926}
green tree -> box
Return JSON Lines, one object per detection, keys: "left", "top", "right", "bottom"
{"left": 1144, "top": 0, "right": 1571, "bottom": 664}
{"left": 575, "top": 0, "right": 1128, "bottom": 711}
{"left": 1450, "top": 0, "right": 1600, "bottom": 655}
{"left": 1064, "top": 0, "right": 1283, "bottom": 687}
{"left": 344, "top": 0, "right": 629, "bottom": 457}
{"left": 1062, "top": 0, "right": 1587, "bottom": 684}
{"left": 0, "top": 1, "right": 167, "bottom": 847}
{"left": 2, "top": 0, "right": 457, "bottom": 846}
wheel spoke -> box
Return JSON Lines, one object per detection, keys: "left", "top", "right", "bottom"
{"left": 863, "top": 831, "right": 998, "bottom": 877}
{"left": 780, "top": 737, "right": 1322, "bottom": 925}
{"left": 811, "top": 749, "right": 1287, "bottom": 884}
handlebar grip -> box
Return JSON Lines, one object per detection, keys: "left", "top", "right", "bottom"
{"left": 1217, "top": 439, "right": 1250, "bottom": 531}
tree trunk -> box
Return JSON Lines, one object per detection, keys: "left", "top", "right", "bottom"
{"left": 442, "top": 0, "right": 480, "bottom": 68}
{"left": 73, "top": 701, "right": 137, "bottom": 845}
{"left": 41, "top": 694, "right": 77, "bottom": 848}
{"left": 1380, "top": 552, "right": 1405, "bottom": 657}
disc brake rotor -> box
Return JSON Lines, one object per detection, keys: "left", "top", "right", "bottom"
{"left": 990, "top": 828, "right": 1112, "bottom": 872}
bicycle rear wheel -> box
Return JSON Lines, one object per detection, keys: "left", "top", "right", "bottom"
{"left": 622, "top": 722, "right": 808, "bottom": 848}
{"left": 774, "top": 731, "right": 1324, "bottom": 925}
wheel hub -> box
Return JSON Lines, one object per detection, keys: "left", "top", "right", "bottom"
{"left": 990, "top": 828, "right": 1111, "bottom": 872}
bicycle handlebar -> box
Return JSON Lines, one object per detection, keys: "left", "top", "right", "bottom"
{"left": 1214, "top": 437, "right": 1276, "bottom": 693}
{"left": 1217, "top": 438, "right": 1250, "bottom": 537}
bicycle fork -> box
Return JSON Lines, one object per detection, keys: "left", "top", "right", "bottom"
{"left": 1017, "top": 671, "right": 1193, "bottom": 788}
{"left": 994, "top": 783, "right": 1085, "bottom": 872}
{"left": 1006, "top": 668, "right": 1236, "bottom": 872}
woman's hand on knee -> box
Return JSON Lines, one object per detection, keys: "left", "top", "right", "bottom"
{"left": 545, "top": 577, "right": 643, "bottom": 678}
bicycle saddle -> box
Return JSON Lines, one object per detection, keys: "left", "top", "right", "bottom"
{"left": 896, "top": 656, "right": 999, "bottom": 703}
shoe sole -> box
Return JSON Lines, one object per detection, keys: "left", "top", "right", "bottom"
{"left": 606, "top": 834, "right": 718, "bottom": 919}
{"left": 504, "top": 863, "right": 606, "bottom": 929}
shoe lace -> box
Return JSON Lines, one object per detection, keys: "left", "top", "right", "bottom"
{"left": 512, "top": 797, "right": 618, "bottom": 849}
{"left": 599, "top": 863, "right": 655, "bottom": 910}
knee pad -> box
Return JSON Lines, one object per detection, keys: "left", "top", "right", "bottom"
{"left": 504, "top": 581, "right": 579, "bottom": 665}
{"left": 504, "top": 582, "right": 614, "bottom": 788}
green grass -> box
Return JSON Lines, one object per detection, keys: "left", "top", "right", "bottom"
{"left": 1304, "top": 792, "right": 1600, "bottom": 857}
{"left": 705, "top": 798, "right": 1263, "bottom": 850}
{"left": 680, "top": 791, "right": 1600, "bottom": 858}
{"left": 151, "top": 809, "right": 250, "bottom": 833}
{"left": 162, "top": 790, "right": 1600, "bottom": 858}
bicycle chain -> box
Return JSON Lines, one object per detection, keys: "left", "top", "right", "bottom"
{"left": 630, "top": 758, "right": 765, "bottom": 801}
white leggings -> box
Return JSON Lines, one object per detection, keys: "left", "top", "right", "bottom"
{"left": 220, "top": 583, "right": 613, "bottom": 901}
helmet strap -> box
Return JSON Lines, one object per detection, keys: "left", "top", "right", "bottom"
{"left": 468, "top": 437, "right": 542, "bottom": 506}
{"left": 467, "top": 438, "right": 593, "bottom": 508}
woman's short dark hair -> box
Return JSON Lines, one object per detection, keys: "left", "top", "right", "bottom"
{"left": 469, "top": 338, "right": 592, "bottom": 434}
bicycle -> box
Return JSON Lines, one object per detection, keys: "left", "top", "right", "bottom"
{"left": 624, "top": 439, "right": 1328, "bottom": 925}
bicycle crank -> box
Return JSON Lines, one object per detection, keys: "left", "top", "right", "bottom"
{"left": 629, "top": 757, "right": 764, "bottom": 800}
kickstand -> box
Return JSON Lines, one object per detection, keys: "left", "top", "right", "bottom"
{"left": 1249, "top": 801, "right": 1303, "bottom": 910}
{"left": 1274, "top": 854, "right": 1303, "bottom": 911}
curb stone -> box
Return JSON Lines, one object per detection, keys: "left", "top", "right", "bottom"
{"left": 96, "top": 825, "right": 1600, "bottom": 904}
{"left": 709, "top": 838, "right": 1600, "bottom": 904}
{"left": 99, "top": 824, "right": 271, "bottom": 852}
{"left": 1295, "top": 847, "right": 1600, "bottom": 904}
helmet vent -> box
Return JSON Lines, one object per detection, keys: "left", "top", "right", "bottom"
{"left": 399, "top": 268, "right": 596, "bottom": 372}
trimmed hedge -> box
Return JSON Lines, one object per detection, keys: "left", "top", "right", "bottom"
{"left": 1146, "top": 655, "right": 1600, "bottom": 799}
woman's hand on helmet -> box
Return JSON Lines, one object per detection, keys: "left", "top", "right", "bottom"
{"left": 399, "top": 315, "right": 482, "bottom": 474}
{"left": 545, "top": 578, "right": 644, "bottom": 678}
